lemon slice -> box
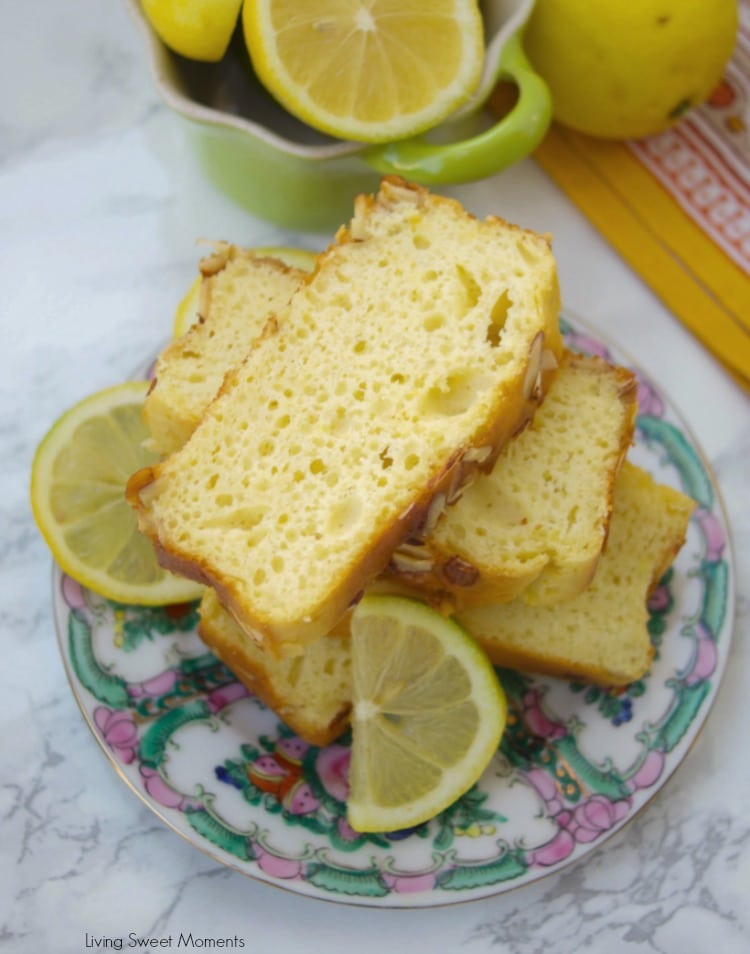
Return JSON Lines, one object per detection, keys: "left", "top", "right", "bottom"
{"left": 172, "top": 276, "right": 203, "bottom": 339}
{"left": 31, "top": 382, "right": 203, "bottom": 606}
{"left": 242, "top": 0, "right": 485, "bottom": 143}
{"left": 172, "top": 246, "right": 318, "bottom": 337}
{"left": 347, "top": 594, "right": 506, "bottom": 833}
{"left": 141, "top": 0, "right": 244, "bottom": 62}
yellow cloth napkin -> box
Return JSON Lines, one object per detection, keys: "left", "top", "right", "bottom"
{"left": 525, "top": 18, "right": 750, "bottom": 392}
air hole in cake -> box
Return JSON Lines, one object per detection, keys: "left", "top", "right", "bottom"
{"left": 423, "top": 313, "right": 445, "bottom": 332}
{"left": 353, "top": 340, "right": 366, "bottom": 353}
{"left": 421, "top": 370, "right": 479, "bottom": 417}
{"left": 379, "top": 447, "right": 394, "bottom": 469}
{"left": 455, "top": 264, "right": 481, "bottom": 311}
{"left": 271, "top": 556, "right": 284, "bottom": 573}
{"left": 215, "top": 493, "right": 232, "bottom": 507}
{"left": 230, "top": 506, "right": 266, "bottom": 530}
{"left": 517, "top": 244, "right": 541, "bottom": 267}
{"left": 486, "top": 290, "right": 512, "bottom": 347}
{"left": 412, "top": 233, "right": 430, "bottom": 250}
{"left": 327, "top": 495, "right": 363, "bottom": 535}
{"left": 286, "top": 657, "right": 302, "bottom": 687}
{"left": 405, "top": 453, "right": 420, "bottom": 471}
{"left": 566, "top": 505, "right": 580, "bottom": 530}
{"left": 310, "top": 458, "right": 326, "bottom": 475}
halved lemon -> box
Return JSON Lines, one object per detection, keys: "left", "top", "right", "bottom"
{"left": 242, "top": 0, "right": 485, "bottom": 143}
{"left": 141, "top": 0, "right": 244, "bottom": 62}
{"left": 347, "top": 594, "right": 506, "bottom": 833}
{"left": 172, "top": 246, "right": 318, "bottom": 338}
{"left": 31, "top": 381, "right": 204, "bottom": 606}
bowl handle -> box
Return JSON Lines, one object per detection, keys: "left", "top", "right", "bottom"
{"left": 361, "top": 33, "right": 551, "bottom": 185}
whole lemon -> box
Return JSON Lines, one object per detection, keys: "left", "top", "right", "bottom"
{"left": 524, "top": 0, "right": 739, "bottom": 139}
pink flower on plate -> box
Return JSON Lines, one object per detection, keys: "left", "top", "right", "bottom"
{"left": 275, "top": 736, "right": 311, "bottom": 769}
{"left": 636, "top": 375, "right": 665, "bottom": 418}
{"left": 528, "top": 829, "right": 576, "bottom": 867}
{"left": 128, "top": 668, "right": 179, "bottom": 700}
{"left": 565, "top": 331, "right": 610, "bottom": 360}
{"left": 140, "top": 765, "right": 199, "bottom": 811}
{"left": 281, "top": 778, "right": 321, "bottom": 816}
{"left": 315, "top": 744, "right": 351, "bottom": 803}
{"left": 525, "top": 767, "right": 565, "bottom": 816}
{"left": 627, "top": 749, "right": 665, "bottom": 792}
{"left": 521, "top": 689, "right": 567, "bottom": 741}
{"left": 382, "top": 871, "right": 439, "bottom": 893}
{"left": 695, "top": 507, "right": 725, "bottom": 562}
{"left": 647, "top": 582, "right": 671, "bottom": 614}
{"left": 206, "top": 681, "right": 250, "bottom": 713}
{"left": 252, "top": 843, "right": 304, "bottom": 880}
{"left": 685, "top": 622, "right": 718, "bottom": 686}
{"left": 565, "top": 794, "right": 630, "bottom": 844}
{"left": 93, "top": 706, "right": 138, "bottom": 764}
{"left": 62, "top": 574, "right": 87, "bottom": 610}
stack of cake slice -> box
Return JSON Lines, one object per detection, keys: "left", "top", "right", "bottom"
{"left": 127, "top": 178, "right": 694, "bottom": 747}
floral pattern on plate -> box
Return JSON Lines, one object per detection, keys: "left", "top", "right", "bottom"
{"left": 53, "top": 314, "right": 735, "bottom": 907}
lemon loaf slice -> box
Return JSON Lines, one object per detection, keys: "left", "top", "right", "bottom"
{"left": 144, "top": 246, "right": 307, "bottom": 456}
{"left": 142, "top": 266, "right": 632, "bottom": 609}
{"left": 197, "top": 462, "right": 694, "bottom": 741}
{"left": 457, "top": 462, "right": 695, "bottom": 685}
{"left": 199, "top": 588, "right": 352, "bottom": 746}
{"left": 127, "top": 177, "right": 563, "bottom": 657}
{"left": 387, "top": 351, "right": 638, "bottom": 607}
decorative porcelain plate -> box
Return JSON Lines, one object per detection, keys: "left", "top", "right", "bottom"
{"left": 54, "top": 313, "right": 735, "bottom": 908}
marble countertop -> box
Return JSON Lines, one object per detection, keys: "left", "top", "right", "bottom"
{"left": 1, "top": 2, "right": 748, "bottom": 952}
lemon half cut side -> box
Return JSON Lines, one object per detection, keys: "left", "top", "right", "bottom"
{"left": 347, "top": 594, "right": 507, "bottom": 833}
{"left": 31, "top": 381, "right": 204, "bottom": 606}
{"left": 243, "top": 0, "right": 485, "bottom": 143}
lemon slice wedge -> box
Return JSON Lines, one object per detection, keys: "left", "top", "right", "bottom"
{"left": 347, "top": 594, "right": 507, "bottom": 833}
{"left": 242, "top": 0, "right": 485, "bottom": 143}
{"left": 171, "top": 246, "right": 318, "bottom": 338}
{"left": 31, "top": 381, "right": 203, "bottom": 606}
{"left": 141, "top": 0, "right": 244, "bottom": 62}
